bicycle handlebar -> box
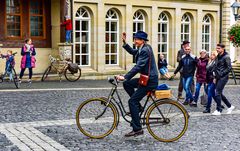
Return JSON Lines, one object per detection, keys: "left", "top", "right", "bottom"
{"left": 108, "top": 76, "right": 125, "bottom": 86}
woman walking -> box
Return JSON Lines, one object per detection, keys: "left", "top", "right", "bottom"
{"left": 19, "top": 38, "right": 36, "bottom": 84}
{"left": 191, "top": 50, "right": 209, "bottom": 107}
{"left": 203, "top": 51, "right": 218, "bottom": 113}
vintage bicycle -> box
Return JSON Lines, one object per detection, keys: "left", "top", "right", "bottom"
{"left": 0, "top": 52, "right": 19, "bottom": 89}
{"left": 41, "top": 55, "right": 81, "bottom": 82}
{"left": 76, "top": 76, "right": 189, "bottom": 142}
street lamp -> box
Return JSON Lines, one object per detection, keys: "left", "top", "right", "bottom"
{"left": 231, "top": 1, "right": 240, "bottom": 21}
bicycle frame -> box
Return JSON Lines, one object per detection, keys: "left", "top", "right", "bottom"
{"left": 96, "top": 77, "right": 168, "bottom": 126}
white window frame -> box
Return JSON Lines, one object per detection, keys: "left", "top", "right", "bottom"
{"left": 74, "top": 7, "right": 91, "bottom": 66}
{"left": 181, "top": 14, "right": 191, "bottom": 43}
{"left": 132, "top": 10, "right": 145, "bottom": 63}
{"left": 202, "top": 15, "right": 211, "bottom": 53}
{"left": 105, "top": 9, "right": 119, "bottom": 65}
{"left": 158, "top": 12, "right": 169, "bottom": 63}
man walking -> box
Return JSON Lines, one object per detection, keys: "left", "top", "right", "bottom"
{"left": 177, "top": 41, "right": 195, "bottom": 100}
{"left": 174, "top": 46, "right": 198, "bottom": 105}
{"left": 116, "top": 31, "right": 158, "bottom": 137}
{"left": 212, "top": 44, "right": 235, "bottom": 116}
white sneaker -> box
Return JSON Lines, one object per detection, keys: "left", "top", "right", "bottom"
{"left": 226, "top": 106, "right": 235, "bottom": 114}
{"left": 212, "top": 110, "right": 221, "bottom": 116}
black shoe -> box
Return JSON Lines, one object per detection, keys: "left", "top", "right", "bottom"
{"left": 190, "top": 101, "right": 197, "bottom": 107}
{"left": 221, "top": 105, "right": 225, "bottom": 109}
{"left": 183, "top": 101, "right": 189, "bottom": 105}
{"left": 124, "top": 129, "right": 144, "bottom": 137}
{"left": 203, "top": 109, "right": 210, "bottom": 113}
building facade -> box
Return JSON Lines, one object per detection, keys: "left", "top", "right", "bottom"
{"left": 0, "top": 0, "right": 235, "bottom": 77}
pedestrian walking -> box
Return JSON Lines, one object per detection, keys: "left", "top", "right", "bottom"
{"left": 191, "top": 50, "right": 209, "bottom": 107}
{"left": 116, "top": 31, "right": 158, "bottom": 137}
{"left": 19, "top": 38, "right": 36, "bottom": 84}
{"left": 174, "top": 46, "right": 198, "bottom": 105}
{"left": 212, "top": 44, "right": 235, "bottom": 116}
{"left": 177, "top": 41, "right": 195, "bottom": 100}
{"left": 203, "top": 51, "right": 218, "bottom": 113}
{"left": 158, "top": 53, "right": 173, "bottom": 80}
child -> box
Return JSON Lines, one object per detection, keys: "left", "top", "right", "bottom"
{"left": 0, "top": 50, "right": 15, "bottom": 81}
{"left": 158, "top": 54, "right": 173, "bottom": 80}
{"left": 61, "top": 16, "right": 72, "bottom": 43}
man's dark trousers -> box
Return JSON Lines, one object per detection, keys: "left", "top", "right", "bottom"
{"left": 123, "top": 78, "right": 157, "bottom": 131}
{"left": 214, "top": 75, "right": 231, "bottom": 112}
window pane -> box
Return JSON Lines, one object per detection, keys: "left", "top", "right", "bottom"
{"left": 184, "top": 25, "right": 189, "bottom": 33}
{"left": 161, "top": 34, "right": 167, "bottom": 42}
{"left": 82, "top": 21, "right": 88, "bottom": 31}
{"left": 105, "top": 44, "right": 109, "bottom": 53}
{"left": 76, "top": 55, "right": 80, "bottom": 65}
{"left": 75, "top": 44, "right": 80, "bottom": 54}
{"left": 111, "top": 22, "right": 117, "bottom": 31}
{"left": 133, "top": 23, "right": 136, "bottom": 33}
{"left": 6, "top": 0, "right": 20, "bottom": 14}
{"left": 111, "top": 55, "right": 117, "bottom": 64}
{"left": 81, "top": 32, "right": 88, "bottom": 42}
{"left": 106, "top": 22, "right": 109, "bottom": 31}
{"left": 82, "top": 44, "right": 88, "bottom": 54}
{"left": 184, "top": 34, "right": 189, "bottom": 41}
{"left": 30, "top": 0, "right": 44, "bottom": 37}
{"left": 105, "top": 55, "right": 109, "bottom": 64}
{"left": 205, "top": 35, "right": 209, "bottom": 43}
{"left": 181, "top": 24, "right": 184, "bottom": 33}
{"left": 137, "top": 23, "right": 143, "bottom": 31}
{"left": 111, "top": 44, "right": 117, "bottom": 53}
{"left": 161, "top": 44, "right": 167, "bottom": 52}
{"left": 158, "top": 44, "right": 161, "bottom": 52}
{"left": 158, "top": 34, "right": 161, "bottom": 42}
{"left": 105, "top": 33, "right": 110, "bottom": 42}
{"left": 111, "top": 33, "right": 117, "bottom": 42}
{"left": 158, "top": 24, "right": 161, "bottom": 32}
{"left": 162, "top": 23, "right": 167, "bottom": 32}
{"left": 81, "top": 55, "right": 89, "bottom": 65}
{"left": 75, "top": 32, "right": 80, "bottom": 42}
{"left": 76, "top": 21, "right": 80, "bottom": 31}
{"left": 205, "top": 25, "right": 210, "bottom": 33}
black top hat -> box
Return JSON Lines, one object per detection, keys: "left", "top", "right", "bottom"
{"left": 182, "top": 40, "right": 190, "bottom": 45}
{"left": 133, "top": 31, "right": 149, "bottom": 41}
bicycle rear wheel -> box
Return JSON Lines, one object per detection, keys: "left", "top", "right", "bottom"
{"left": 65, "top": 67, "right": 81, "bottom": 82}
{"left": 146, "top": 99, "right": 188, "bottom": 142}
{"left": 12, "top": 68, "right": 19, "bottom": 89}
{"left": 41, "top": 66, "right": 51, "bottom": 82}
{"left": 76, "top": 98, "right": 118, "bottom": 139}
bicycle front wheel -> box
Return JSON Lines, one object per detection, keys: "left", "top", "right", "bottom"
{"left": 76, "top": 98, "right": 118, "bottom": 139}
{"left": 146, "top": 99, "right": 188, "bottom": 142}
{"left": 65, "top": 67, "right": 81, "bottom": 82}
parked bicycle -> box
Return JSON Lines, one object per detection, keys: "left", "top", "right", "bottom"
{"left": 76, "top": 76, "right": 189, "bottom": 142}
{"left": 0, "top": 52, "right": 19, "bottom": 89}
{"left": 41, "top": 55, "right": 81, "bottom": 82}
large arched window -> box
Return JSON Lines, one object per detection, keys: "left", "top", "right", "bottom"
{"left": 202, "top": 15, "right": 211, "bottom": 52}
{"left": 132, "top": 10, "right": 145, "bottom": 63}
{"left": 105, "top": 9, "right": 119, "bottom": 65}
{"left": 181, "top": 14, "right": 191, "bottom": 42}
{"left": 6, "top": 0, "right": 21, "bottom": 37}
{"left": 158, "top": 12, "right": 169, "bottom": 62}
{"left": 75, "top": 7, "right": 91, "bottom": 66}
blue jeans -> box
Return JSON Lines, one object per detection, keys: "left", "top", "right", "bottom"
{"left": 66, "top": 30, "right": 72, "bottom": 43}
{"left": 182, "top": 76, "right": 194, "bottom": 102}
{"left": 194, "top": 82, "right": 207, "bottom": 103}
{"left": 206, "top": 83, "right": 215, "bottom": 110}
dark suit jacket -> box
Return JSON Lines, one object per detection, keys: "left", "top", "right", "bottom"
{"left": 123, "top": 43, "right": 158, "bottom": 84}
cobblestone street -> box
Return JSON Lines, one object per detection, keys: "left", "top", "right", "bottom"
{"left": 0, "top": 79, "right": 240, "bottom": 151}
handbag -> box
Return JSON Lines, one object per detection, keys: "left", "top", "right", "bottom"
{"left": 200, "top": 92, "right": 208, "bottom": 106}
{"left": 138, "top": 46, "right": 151, "bottom": 86}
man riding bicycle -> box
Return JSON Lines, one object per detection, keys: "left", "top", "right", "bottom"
{"left": 116, "top": 31, "right": 158, "bottom": 137}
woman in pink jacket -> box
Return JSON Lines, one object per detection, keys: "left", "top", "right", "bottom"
{"left": 19, "top": 38, "right": 36, "bottom": 84}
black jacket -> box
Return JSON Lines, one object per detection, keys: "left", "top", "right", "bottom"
{"left": 123, "top": 43, "right": 158, "bottom": 83}
{"left": 213, "top": 51, "right": 231, "bottom": 79}
{"left": 158, "top": 58, "right": 168, "bottom": 69}
{"left": 174, "top": 54, "right": 198, "bottom": 77}
{"left": 206, "top": 60, "right": 216, "bottom": 83}
{"left": 177, "top": 48, "right": 185, "bottom": 63}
